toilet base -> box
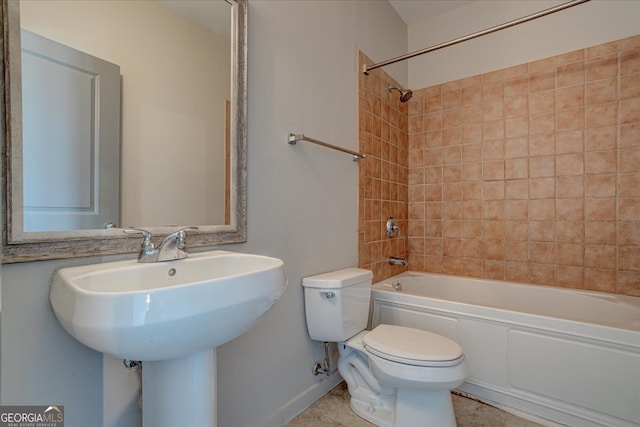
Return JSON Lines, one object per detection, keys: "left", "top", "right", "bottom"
{"left": 350, "top": 398, "right": 394, "bottom": 427}
{"left": 395, "top": 388, "right": 456, "bottom": 426}
{"left": 349, "top": 389, "right": 456, "bottom": 427}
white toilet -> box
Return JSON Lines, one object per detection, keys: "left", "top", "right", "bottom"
{"left": 303, "top": 268, "right": 468, "bottom": 427}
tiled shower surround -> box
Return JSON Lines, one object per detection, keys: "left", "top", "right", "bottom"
{"left": 358, "top": 52, "right": 410, "bottom": 281}
{"left": 359, "top": 35, "right": 640, "bottom": 296}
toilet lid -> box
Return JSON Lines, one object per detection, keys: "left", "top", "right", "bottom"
{"left": 363, "top": 324, "right": 463, "bottom": 367}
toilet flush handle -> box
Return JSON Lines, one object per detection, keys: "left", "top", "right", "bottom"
{"left": 319, "top": 291, "right": 335, "bottom": 299}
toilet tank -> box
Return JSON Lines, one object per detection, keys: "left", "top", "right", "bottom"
{"left": 302, "top": 268, "right": 373, "bottom": 342}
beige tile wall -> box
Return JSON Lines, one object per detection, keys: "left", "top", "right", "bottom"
{"left": 359, "top": 35, "right": 640, "bottom": 296}
{"left": 358, "top": 52, "right": 409, "bottom": 281}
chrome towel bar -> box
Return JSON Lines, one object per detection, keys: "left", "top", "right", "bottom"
{"left": 288, "top": 133, "right": 365, "bottom": 161}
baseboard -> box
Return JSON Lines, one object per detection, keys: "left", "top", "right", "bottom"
{"left": 259, "top": 370, "right": 342, "bottom": 427}
{"left": 459, "top": 382, "right": 634, "bottom": 427}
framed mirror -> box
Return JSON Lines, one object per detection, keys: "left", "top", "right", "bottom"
{"left": 1, "top": 0, "right": 247, "bottom": 263}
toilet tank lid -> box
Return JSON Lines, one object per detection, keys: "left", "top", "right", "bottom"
{"left": 302, "top": 268, "right": 373, "bottom": 289}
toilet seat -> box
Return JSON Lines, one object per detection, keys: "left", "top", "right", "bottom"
{"left": 363, "top": 324, "right": 464, "bottom": 367}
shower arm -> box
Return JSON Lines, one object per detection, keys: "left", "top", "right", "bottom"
{"left": 364, "top": 0, "right": 590, "bottom": 74}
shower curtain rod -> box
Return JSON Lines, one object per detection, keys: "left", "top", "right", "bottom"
{"left": 364, "top": 0, "right": 590, "bottom": 74}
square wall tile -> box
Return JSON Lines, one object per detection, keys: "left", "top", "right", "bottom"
{"left": 359, "top": 36, "right": 640, "bottom": 294}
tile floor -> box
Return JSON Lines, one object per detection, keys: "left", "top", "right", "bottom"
{"left": 288, "top": 382, "right": 546, "bottom": 427}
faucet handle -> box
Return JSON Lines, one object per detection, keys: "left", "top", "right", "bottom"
{"left": 123, "top": 228, "right": 154, "bottom": 250}
{"left": 123, "top": 228, "right": 155, "bottom": 262}
{"left": 176, "top": 226, "right": 199, "bottom": 233}
{"left": 386, "top": 217, "right": 400, "bottom": 238}
{"left": 123, "top": 227, "right": 152, "bottom": 240}
{"left": 173, "top": 226, "right": 199, "bottom": 248}
{"left": 166, "top": 226, "right": 199, "bottom": 239}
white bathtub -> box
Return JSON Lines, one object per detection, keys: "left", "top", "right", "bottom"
{"left": 371, "top": 272, "right": 640, "bottom": 427}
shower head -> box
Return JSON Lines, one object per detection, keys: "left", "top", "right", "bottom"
{"left": 388, "top": 84, "right": 413, "bottom": 103}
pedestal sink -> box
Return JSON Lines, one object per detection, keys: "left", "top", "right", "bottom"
{"left": 50, "top": 250, "right": 287, "bottom": 427}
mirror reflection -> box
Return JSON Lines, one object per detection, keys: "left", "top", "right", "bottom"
{"left": 19, "top": 0, "right": 232, "bottom": 231}
{"left": 2, "top": 0, "right": 247, "bottom": 263}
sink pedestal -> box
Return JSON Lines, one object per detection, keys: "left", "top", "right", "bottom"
{"left": 142, "top": 349, "right": 217, "bottom": 427}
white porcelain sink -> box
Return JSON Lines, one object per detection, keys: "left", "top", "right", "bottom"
{"left": 50, "top": 250, "right": 287, "bottom": 361}
{"left": 50, "top": 250, "right": 287, "bottom": 427}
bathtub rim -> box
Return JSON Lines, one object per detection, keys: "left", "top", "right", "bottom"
{"left": 372, "top": 271, "right": 640, "bottom": 339}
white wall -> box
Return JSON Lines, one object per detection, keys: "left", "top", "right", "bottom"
{"left": 408, "top": 0, "right": 640, "bottom": 89}
{"left": 1, "top": 259, "right": 106, "bottom": 424}
{"left": 20, "top": 0, "right": 230, "bottom": 227}
{"left": 218, "top": 1, "right": 406, "bottom": 424}
{"left": 0, "top": 1, "right": 406, "bottom": 427}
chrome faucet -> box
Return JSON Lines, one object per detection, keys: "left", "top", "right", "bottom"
{"left": 124, "top": 227, "right": 198, "bottom": 263}
{"left": 389, "top": 256, "right": 407, "bottom": 266}
{"left": 386, "top": 217, "right": 400, "bottom": 238}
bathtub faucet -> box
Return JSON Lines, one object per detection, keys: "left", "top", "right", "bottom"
{"left": 389, "top": 256, "right": 407, "bottom": 266}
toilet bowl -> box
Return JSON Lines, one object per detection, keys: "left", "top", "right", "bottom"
{"left": 303, "top": 268, "right": 468, "bottom": 427}
{"left": 363, "top": 324, "right": 468, "bottom": 390}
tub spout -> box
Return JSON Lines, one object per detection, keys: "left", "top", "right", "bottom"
{"left": 389, "top": 256, "right": 407, "bottom": 266}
